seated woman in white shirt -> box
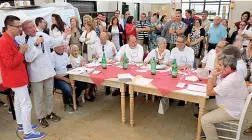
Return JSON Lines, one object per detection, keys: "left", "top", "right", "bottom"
{"left": 201, "top": 55, "right": 248, "bottom": 139}
{"left": 144, "top": 37, "right": 170, "bottom": 65}
{"left": 115, "top": 35, "right": 144, "bottom": 63}
{"left": 69, "top": 45, "right": 95, "bottom": 102}
{"left": 168, "top": 36, "right": 194, "bottom": 70}
{"left": 52, "top": 40, "right": 88, "bottom": 113}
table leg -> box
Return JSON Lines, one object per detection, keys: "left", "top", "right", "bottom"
{"left": 120, "top": 83, "right": 125, "bottom": 124}
{"left": 196, "top": 98, "right": 206, "bottom": 140}
{"left": 129, "top": 85, "right": 134, "bottom": 127}
{"left": 69, "top": 75, "right": 77, "bottom": 112}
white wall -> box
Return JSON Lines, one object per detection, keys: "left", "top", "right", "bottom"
{"left": 140, "top": 3, "right": 151, "bottom": 15}
{"left": 97, "top": 1, "right": 118, "bottom": 12}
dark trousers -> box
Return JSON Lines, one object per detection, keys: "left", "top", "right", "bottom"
{"left": 208, "top": 43, "right": 217, "bottom": 52}
{"left": 54, "top": 79, "right": 86, "bottom": 105}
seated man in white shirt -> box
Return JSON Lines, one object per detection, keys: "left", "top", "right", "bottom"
{"left": 112, "top": 35, "right": 143, "bottom": 96}
{"left": 168, "top": 36, "right": 194, "bottom": 70}
{"left": 52, "top": 39, "right": 87, "bottom": 113}
{"left": 168, "top": 35, "right": 194, "bottom": 107}
{"left": 202, "top": 41, "right": 229, "bottom": 71}
{"left": 94, "top": 32, "right": 117, "bottom": 62}
{"left": 201, "top": 55, "right": 248, "bottom": 139}
{"left": 115, "top": 35, "right": 144, "bottom": 63}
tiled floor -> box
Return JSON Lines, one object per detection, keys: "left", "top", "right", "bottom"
{"left": 0, "top": 87, "right": 252, "bottom": 140}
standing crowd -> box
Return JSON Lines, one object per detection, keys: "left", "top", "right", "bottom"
{"left": 0, "top": 8, "right": 252, "bottom": 140}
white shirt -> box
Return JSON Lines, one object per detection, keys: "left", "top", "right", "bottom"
{"left": 115, "top": 44, "right": 144, "bottom": 63}
{"left": 15, "top": 32, "right": 56, "bottom": 82}
{"left": 169, "top": 46, "right": 194, "bottom": 67}
{"left": 51, "top": 51, "right": 70, "bottom": 75}
{"left": 214, "top": 72, "right": 248, "bottom": 119}
{"left": 242, "top": 26, "right": 252, "bottom": 46}
{"left": 94, "top": 40, "right": 117, "bottom": 62}
{"left": 50, "top": 27, "right": 71, "bottom": 45}
{"left": 201, "top": 49, "right": 216, "bottom": 71}
{"left": 237, "top": 59, "right": 247, "bottom": 78}
{"left": 119, "top": 18, "right": 124, "bottom": 30}
{"left": 69, "top": 54, "right": 84, "bottom": 69}
{"left": 144, "top": 48, "right": 170, "bottom": 65}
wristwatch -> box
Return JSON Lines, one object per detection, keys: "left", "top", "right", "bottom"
{"left": 208, "top": 75, "right": 213, "bottom": 79}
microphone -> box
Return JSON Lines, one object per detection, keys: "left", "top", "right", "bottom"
{"left": 39, "top": 35, "right": 44, "bottom": 53}
{"left": 25, "top": 35, "right": 29, "bottom": 43}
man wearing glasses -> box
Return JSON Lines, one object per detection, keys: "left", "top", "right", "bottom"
{"left": 114, "top": 10, "right": 124, "bottom": 30}
{"left": 0, "top": 15, "right": 45, "bottom": 140}
{"left": 168, "top": 35, "right": 194, "bottom": 107}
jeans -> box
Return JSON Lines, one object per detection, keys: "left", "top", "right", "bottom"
{"left": 54, "top": 79, "right": 87, "bottom": 105}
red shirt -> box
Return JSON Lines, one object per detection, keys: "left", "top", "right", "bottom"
{"left": 0, "top": 33, "right": 28, "bottom": 88}
{"left": 125, "top": 23, "right": 136, "bottom": 44}
{"left": 193, "top": 15, "right": 200, "bottom": 19}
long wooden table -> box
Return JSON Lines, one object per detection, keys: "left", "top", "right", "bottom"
{"left": 69, "top": 72, "right": 127, "bottom": 124}
{"left": 127, "top": 82, "right": 208, "bottom": 140}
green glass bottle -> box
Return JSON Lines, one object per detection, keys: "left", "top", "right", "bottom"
{"left": 123, "top": 52, "right": 128, "bottom": 70}
{"left": 172, "top": 59, "right": 178, "bottom": 78}
{"left": 101, "top": 52, "right": 107, "bottom": 69}
{"left": 151, "top": 57, "right": 156, "bottom": 75}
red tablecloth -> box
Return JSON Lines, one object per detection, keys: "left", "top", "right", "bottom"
{"left": 87, "top": 64, "right": 207, "bottom": 96}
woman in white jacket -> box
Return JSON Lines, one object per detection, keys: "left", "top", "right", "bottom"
{"left": 50, "top": 14, "right": 71, "bottom": 53}
{"left": 79, "top": 22, "right": 98, "bottom": 62}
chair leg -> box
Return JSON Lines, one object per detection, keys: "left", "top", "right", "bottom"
{"left": 152, "top": 95, "right": 155, "bottom": 102}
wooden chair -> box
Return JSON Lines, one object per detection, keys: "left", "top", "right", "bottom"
{"left": 216, "top": 93, "right": 252, "bottom": 140}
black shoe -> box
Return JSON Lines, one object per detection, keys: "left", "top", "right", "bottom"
{"left": 194, "top": 114, "right": 198, "bottom": 119}
{"left": 38, "top": 118, "right": 49, "bottom": 128}
{"left": 178, "top": 101, "right": 185, "bottom": 107}
{"left": 46, "top": 112, "right": 61, "bottom": 122}
{"left": 85, "top": 96, "right": 95, "bottom": 102}
{"left": 200, "top": 131, "right": 206, "bottom": 138}
{"left": 112, "top": 89, "right": 120, "bottom": 96}
{"left": 106, "top": 87, "right": 111, "bottom": 95}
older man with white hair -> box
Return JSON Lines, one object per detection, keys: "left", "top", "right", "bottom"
{"left": 16, "top": 20, "right": 61, "bottom": 128}
{"left": 94, "top": 32, "right": 117, "bottom": 62}
{"left": 207, "top": 16, "right": 227, "bottom": 52}
{"left": 115, "top": 35, "right": 144, "bottom": 63}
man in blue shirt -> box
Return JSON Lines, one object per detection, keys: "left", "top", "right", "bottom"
{"left": 182, "top": 9, "right": 195, "bottom": 38}
{"left": 207, "top": 16, "right": 227, "bottom": 52}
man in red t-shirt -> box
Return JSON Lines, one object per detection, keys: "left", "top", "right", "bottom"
{"left": 192, "top": 9, "right": 200, "bottom": 19}
{"left": 0, "top": 15, "right": 45, "bottom": 140}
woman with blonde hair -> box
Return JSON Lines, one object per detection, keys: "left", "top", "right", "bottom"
{"left": 82, "top": 15, "right": 92, "bottom": 30}
{"left": 69, "top": 44, "right": 95, "bottom": 102}
{"left": 69, "top": 16, "right": 83, "bottom": 51}
{"left": 79, "top": 21, "right": 98, "bottom": 61}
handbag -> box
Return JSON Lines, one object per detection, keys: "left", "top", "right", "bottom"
{"left": 83, "top": 33, "right": 88, "bottom": 53}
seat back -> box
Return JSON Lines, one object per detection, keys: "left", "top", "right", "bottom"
{"left": 236, "top": 93, "right": 252, "bottom": 140}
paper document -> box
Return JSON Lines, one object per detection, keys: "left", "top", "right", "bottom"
{"left": 66, "top": 67, "right": 85, "bottom": 75}
{"left": 133, "top": 76, "right": 153, "bottom": 86}
{"left": 196, "top": 68, "right": 209, "bottom": 79}
{"left": 86, "top": 62, "right": 101, "bottom": 67}
{"left": 84, "top": 68, "right": 95, "bottom": 73}
{"left": 118, "top": 73, "right": 135, "bottom": 82}
{"left": 92, "top": 70, "right": 101, "bottom": 75}
{"left": 185, "top": 75, "right": 199, "bottom": 82}
{"left": 187, "top": 84, "right": 206, "bottom": 93}
{"left": 176, "top": 82, "right": 186, "bottom": 88}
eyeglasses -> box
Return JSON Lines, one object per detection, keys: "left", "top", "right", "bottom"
{"left": 115, "top": 13, "right": 120, "bottom": 14}
{"left": 10, "top": 24, "right": 22, "bottom": 29}
{"left": 176, "top": 40, "right": 184, "bottom": 44}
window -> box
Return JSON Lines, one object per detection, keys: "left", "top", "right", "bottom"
{"left": 181, "top": 0, "right": 231, "bottom": 20}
